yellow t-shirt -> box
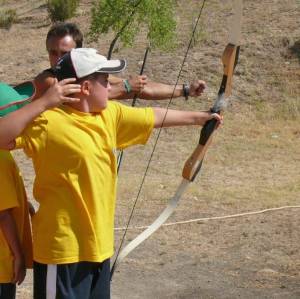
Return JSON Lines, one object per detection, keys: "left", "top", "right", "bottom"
{"left": 16, "top": 102, "right": 154, "bottom": 264}
{"left": 0, "top": 150, "right": 33, "bottom": 283}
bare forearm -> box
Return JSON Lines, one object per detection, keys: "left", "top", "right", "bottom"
{"left": 0, "top": 210, "right": 23, "bottom": 259}
{"left": 140, "top": 81, "right": 183, "bottom": 100}
{"left": 108, "top": 80, "right": 183, "bottom": 100}
{"left": 153, "top": 107, "right": 217, "bottom": 128}
{"left": 0, "top": 98, "right": 47, "bottom": 150}
{"left": 141, "top": 79, "right": 206, "bottom": 100}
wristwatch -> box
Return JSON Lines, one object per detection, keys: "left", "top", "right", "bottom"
{"left": 183, "top": 83, "right": 190, "bottom": 101}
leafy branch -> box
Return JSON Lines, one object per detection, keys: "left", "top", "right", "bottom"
{"left": 89, "top": 0, "right": 177, "bottom": 58}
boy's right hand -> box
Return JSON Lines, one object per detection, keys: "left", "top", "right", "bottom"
{"left": 13, "top": 254, "right": 26, "bottom": 285}
{"left": 41, "top": 78, "right": 81, "bottom": 110}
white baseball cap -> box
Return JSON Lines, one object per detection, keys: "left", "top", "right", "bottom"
{"left": 54, "top": 48, "right": 126, "bottom": 80}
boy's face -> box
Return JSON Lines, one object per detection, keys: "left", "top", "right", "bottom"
{"left": 47, "top": 35, "right": 76, "bottom": 68}
{"left": 85, "top": 74, "right": 111, "bottom": 112}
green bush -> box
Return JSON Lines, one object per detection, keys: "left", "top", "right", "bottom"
{"left": 47, "top": 0, "right": 79, "bottom": 22}
{"left": 0, "top": 9, "right": 17, "bottom": 29}
{"left": 90, "top": 0, "right": 177, "bottom": 56}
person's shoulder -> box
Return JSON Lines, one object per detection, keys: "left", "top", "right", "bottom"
{"left": 106, "top": 101, "right": 122, "bottom": 111}
{"left": 105, "top": 101, "right": 130, "bottom": 116}
{"left": 33, "top": 69, "right": 56, "bottom": 99}
{"left": 0, "top": 150, "right": 14, "bottom": 164}
{"left": 0, "top": 150, "right": 16, "bottom": 173}
{"left": 99, "top": 102, "right": 126, "bottom": 126}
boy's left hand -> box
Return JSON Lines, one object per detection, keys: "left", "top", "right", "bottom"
{"left": 198, "top": 111, "right": 223, "bottom": 127}
{"left": 209, "top": 112, "right": 223, "bottom": 128}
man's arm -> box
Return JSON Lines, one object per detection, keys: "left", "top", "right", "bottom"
{"left": 108, "top": 75, "right": 206, "bottom": 100}
{"left": 34, "top": 72, "right": 206, "bottom": 101}
{"left": 0, "top": 209, "right": 25, "bottom": 284}
{"left": 153, "top": 107, "right": 223, "bottom": 128}
{"left": 0, "top": 79, "right": 80, "bottom": 150}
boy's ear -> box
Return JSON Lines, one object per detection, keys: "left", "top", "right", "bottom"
{"left": 81, "top": 80, "right": 90, "bottom": 95}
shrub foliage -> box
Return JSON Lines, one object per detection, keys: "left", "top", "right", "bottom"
{"left": 47, "top": 0, "right": 79, "bottom": 22}
{"left": 89, "top": 0, "right": 177, "bottom": 57}
{"left": 0, "top": 9, "right": 17, "bottom": 29}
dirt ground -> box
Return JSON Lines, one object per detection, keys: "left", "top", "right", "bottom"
{"left": 0, "top": 0, "right": 300, "bottom": 298}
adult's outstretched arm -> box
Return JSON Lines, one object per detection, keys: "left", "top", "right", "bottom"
{"left": 34, "top": 71, "right": 206, "bottom": 101}
{"left": 108, "top": 75, "right": 207, "bottom": 100}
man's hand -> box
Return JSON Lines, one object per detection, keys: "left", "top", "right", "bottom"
{"left": 189, "top": 80, "right": 207, "bottom": 97}
{"left": 128, "top": 75, "right": 148, "bottom": 94}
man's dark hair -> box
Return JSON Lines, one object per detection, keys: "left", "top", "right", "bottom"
{"left": 46, "top": 22, "right": 83, "bottom": 48}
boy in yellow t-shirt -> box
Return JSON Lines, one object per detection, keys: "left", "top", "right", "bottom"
{"left": 0, "top": 48, "right": 222, "bottom": 299}
{"left": 0, "top": 150, "right": 33, "bottom": 299}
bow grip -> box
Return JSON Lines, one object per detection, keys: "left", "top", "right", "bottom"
{"left": 199, "top": 117, "right": 218, "bottom": 145}
{"left": 182, "top": 117, "right": 218, "bottom": 181}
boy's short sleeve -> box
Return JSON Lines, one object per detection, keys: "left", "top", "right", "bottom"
{"left": 0, "top": 156, "right": 19, "bottom": 211}
{"left": 114, "top": 104, "right": 154, "bottom": 149}
{"left": 15, "top": 114, "right": 48, "bottom": 158}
